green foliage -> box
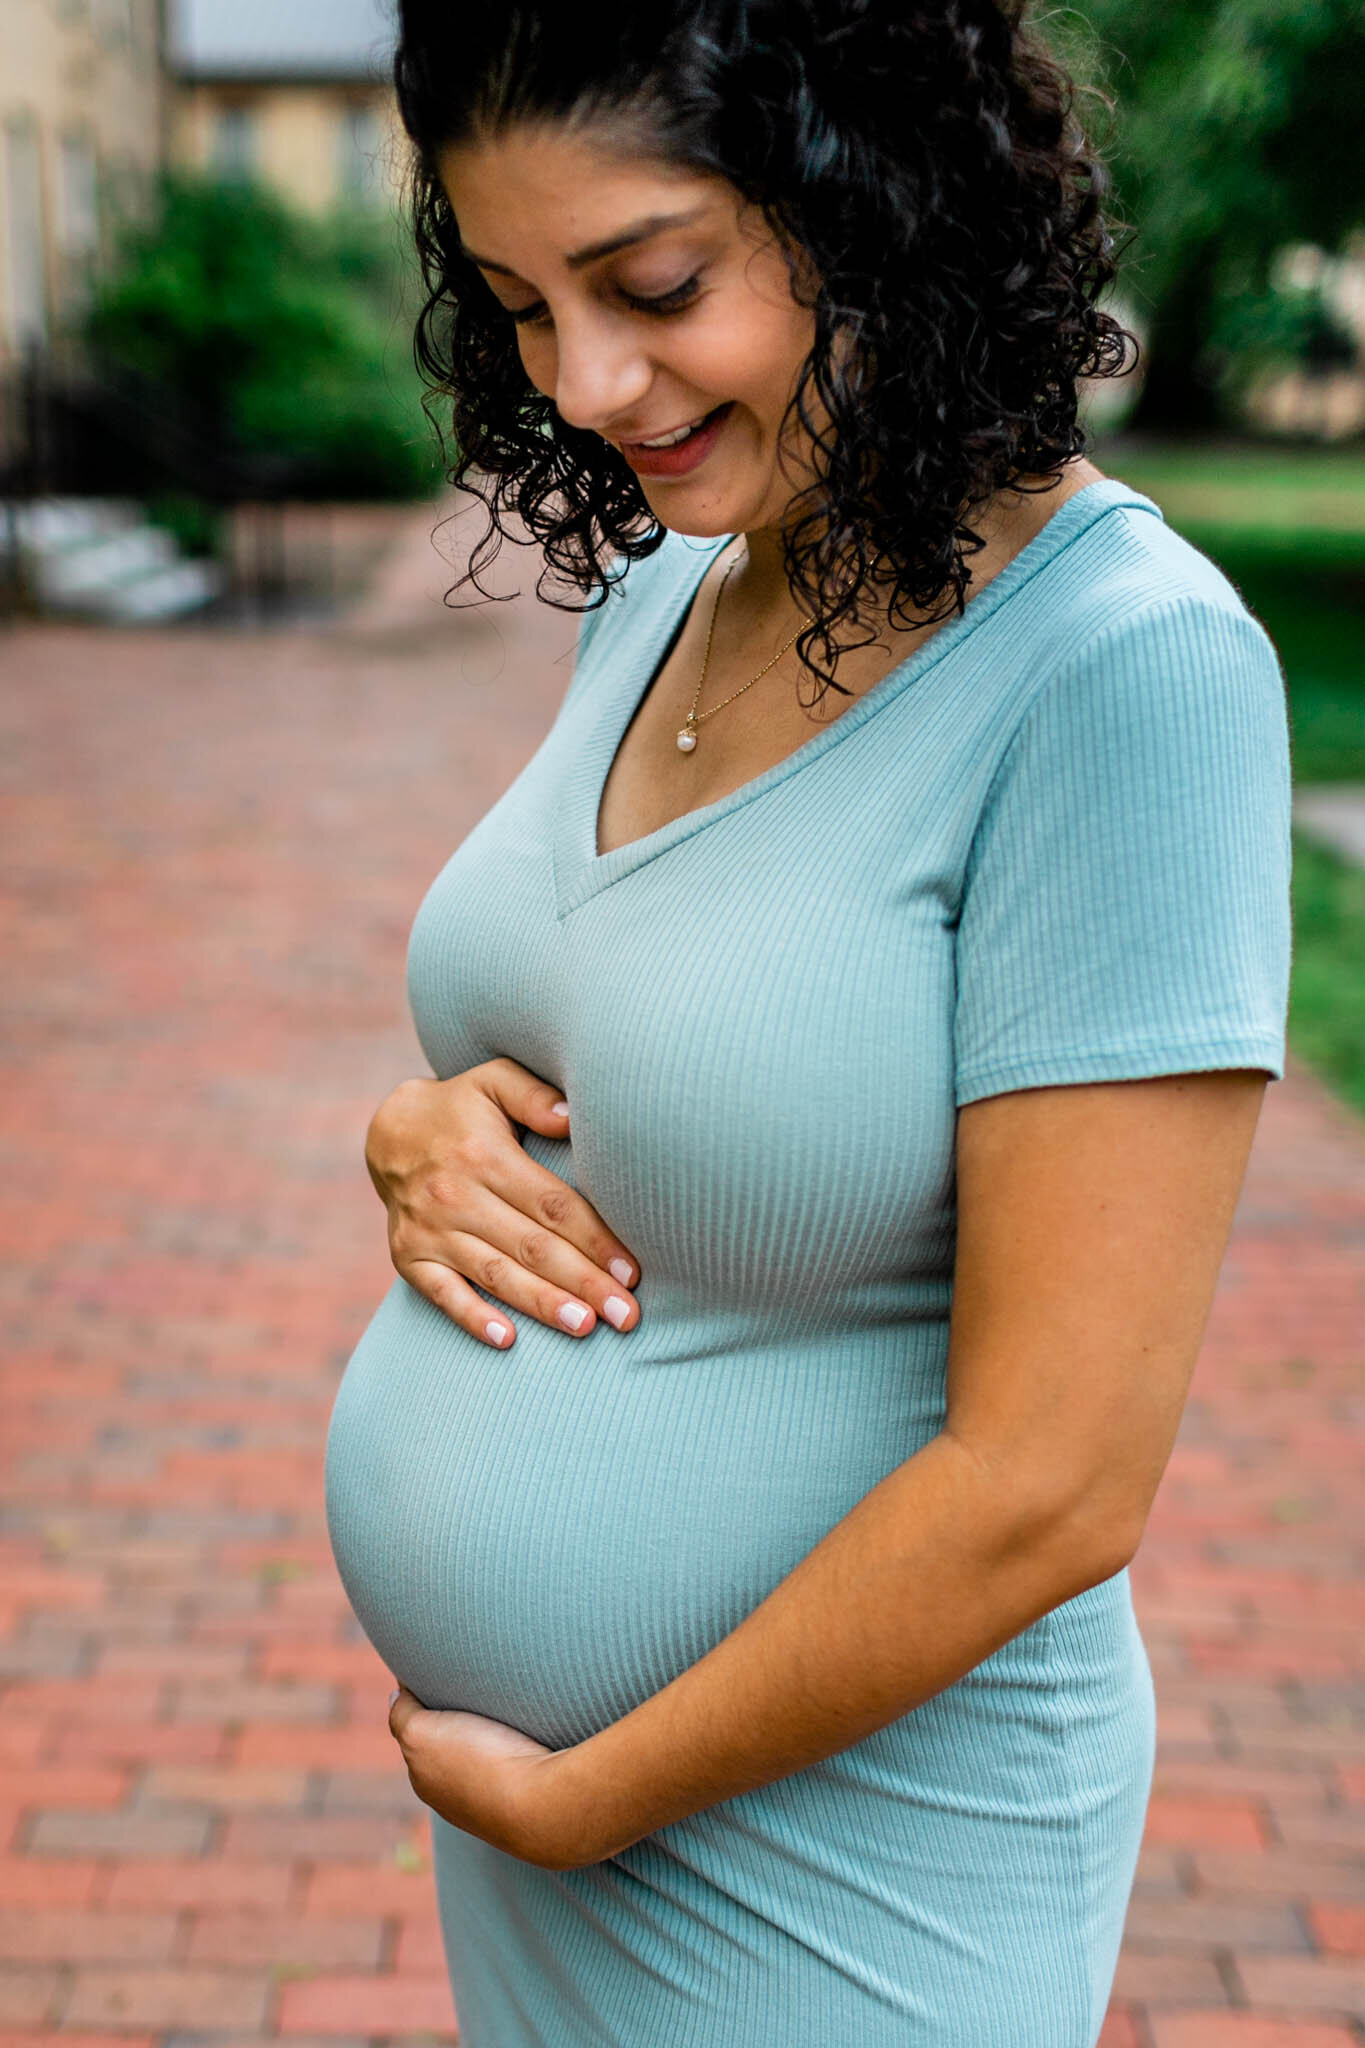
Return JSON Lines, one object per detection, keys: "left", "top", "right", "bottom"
{"left": 1079, "top": 0, "right": 1363, "bottom": 289}
{"left": 1206, "top": 281, "right": 1358, "bottom": 411}
{"left": 143, "top": 490, "right": 223, "bottom": 562}
{"left": 87, "top": 173, "right": 441, "bottom": 499}
{"left": 1056, "top": 0, "right": 1365, "bottom": 427}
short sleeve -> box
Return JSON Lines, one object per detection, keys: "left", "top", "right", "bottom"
{"left": 953, "top": 594, "right": 1293, "bottom": 1108}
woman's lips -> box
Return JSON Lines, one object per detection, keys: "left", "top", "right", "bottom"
{"left": 617, "top": 403, "right": 734, "bottom": 479}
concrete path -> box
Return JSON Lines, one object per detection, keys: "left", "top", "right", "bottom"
{"left": 1294, "top": 786, "right": 1365, "bottom": 869}
{"left": 0, "top": 506, "right": 1362, "bottom": 2048}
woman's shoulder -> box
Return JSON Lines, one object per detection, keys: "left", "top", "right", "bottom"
{"left": 1043, "top": 477, "right": 1279, "bottom": 676}
{"left": 998, "top": 478, "right": 1286, "bottom": 758}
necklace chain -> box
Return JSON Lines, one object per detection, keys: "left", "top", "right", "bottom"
{"left": 676, "top": 548, "right": 814, "bottom": 753}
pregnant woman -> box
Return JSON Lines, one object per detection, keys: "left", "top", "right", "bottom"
{"left": 325, "top": 3, "right": 1292, "bottom": 2042}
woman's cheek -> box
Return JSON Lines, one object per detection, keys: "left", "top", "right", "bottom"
{"left": 518, "top": 336, "right": 555, "bottom": 394}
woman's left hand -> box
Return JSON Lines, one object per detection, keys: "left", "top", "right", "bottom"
{"left": 388, "top": 1686, "right": 603, "bottom": 1870}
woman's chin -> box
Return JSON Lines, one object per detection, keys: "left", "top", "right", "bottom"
{"left": 642, "top": 476, "right": 775, "bottom": 541}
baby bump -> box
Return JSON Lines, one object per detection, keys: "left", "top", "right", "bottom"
{"left": 325, "top": 1277, "right": 947, "bottom": 1749}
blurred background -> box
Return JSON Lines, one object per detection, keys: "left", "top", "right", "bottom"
{"left": 0, "top": 5, "right": 1361, "bottom": 2047}
{"left": 0, "top": 0, "right": 437, "bottom": 625}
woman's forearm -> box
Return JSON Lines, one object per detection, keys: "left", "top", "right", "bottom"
{"left": 543, "top": 1430, "right": 1135, "bottom": 1864}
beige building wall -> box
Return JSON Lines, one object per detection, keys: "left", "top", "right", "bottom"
{"left": 172, "top": 81, "right": 407, "bottom": 217}
{"left": 0, "top": 0, "right": 165, "bottom": 360}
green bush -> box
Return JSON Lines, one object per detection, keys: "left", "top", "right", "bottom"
{"left": 87, "top": 173, "right": 442, "bottom": 499}
{"left": 1209, "top": 282, "right": 1358, "bottom": 406}
{"left": 1067, "top": 0, "right": 1365, "bottom": 431}
{"left": 1289, "top": 831, "right": 1365, "bottom": 1120}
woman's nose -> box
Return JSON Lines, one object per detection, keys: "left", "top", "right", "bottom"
{"left": 550, "top": 314, "right": 654, "bottom": 440}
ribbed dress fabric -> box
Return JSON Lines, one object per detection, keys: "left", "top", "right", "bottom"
{"left": 325, "top": 478, "right": 1293, "bottom": 2047}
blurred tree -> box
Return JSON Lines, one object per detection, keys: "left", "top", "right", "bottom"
{"left": 86, "top": 174, "right": 440, "bottom": 497}
{"left": 1210, "top": 276, "right": 1357, "bottom": 393}
{"left": 1070, "top": 0, "right": 1365, "bottom": 430}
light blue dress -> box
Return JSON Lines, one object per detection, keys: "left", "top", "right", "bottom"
{"left": 325, "top": 478, "right": 1291, "bottom": 2046}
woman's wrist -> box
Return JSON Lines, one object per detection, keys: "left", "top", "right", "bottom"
{"left": 514, "top": 1743, "right": 632, "bottom": 1870}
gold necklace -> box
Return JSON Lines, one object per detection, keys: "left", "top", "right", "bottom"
{"left": 676, "top": 551, "right": 815, "bottom": 754}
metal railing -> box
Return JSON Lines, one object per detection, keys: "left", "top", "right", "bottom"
{"left": 0, "top": 343, "right": 330, "bottom": 619}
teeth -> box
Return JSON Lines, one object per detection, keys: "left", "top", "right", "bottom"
{"left": 638, "top": 413, "right": 710, "bottom": 449}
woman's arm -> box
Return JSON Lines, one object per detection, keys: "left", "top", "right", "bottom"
{"left": 471, "top": 1066, "right": 1264, "bottom": 1864}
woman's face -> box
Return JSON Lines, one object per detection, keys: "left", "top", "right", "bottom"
{"left": 438, "top": 123, "right": 822, "bottom": 539}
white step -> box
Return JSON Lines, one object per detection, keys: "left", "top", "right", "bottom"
{"left": 6, "top": 497, "right": 228, "bottom": 623}
{"left": 35, "top": 526, "right": 178, "bottom": 604}
{"left": 101, "top": 558, "right": 225, "bottom": 622}
{"left": 10, "top": 498, "right": 142, "bottom": 549}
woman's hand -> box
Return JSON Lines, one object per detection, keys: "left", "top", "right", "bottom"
{"left": 364, "top": 1059, "right": 641, "bottom": 1349}
{"left": 388, "top": 1686, "right": 608, "bottom": 1871}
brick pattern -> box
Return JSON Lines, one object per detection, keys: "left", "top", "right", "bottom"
{"left": 2, "top": 501, "right": 1363, "bottom": 2046}
{"left": 1119, "top": 1061, "right": 1365, "bottom": 2046}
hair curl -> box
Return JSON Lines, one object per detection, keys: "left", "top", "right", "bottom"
{"left": 394, "top": 0, "right": 1135, "bottom": 699}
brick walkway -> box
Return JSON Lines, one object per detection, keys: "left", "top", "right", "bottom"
{"left": 1, "top": 504, "right": 1362, "bottom": 2048}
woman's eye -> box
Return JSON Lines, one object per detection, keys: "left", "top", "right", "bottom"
{"left": 624, "top": 274, "right": 704, "bottom": 315}
{"left": 507, "top": 275, "right": 703, "bottom": 327}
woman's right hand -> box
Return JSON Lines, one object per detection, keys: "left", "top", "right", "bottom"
{"left": 363, "top": 1059, "right": 641, "bottom": 1350}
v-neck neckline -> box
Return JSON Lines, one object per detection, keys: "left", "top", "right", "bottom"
{"left": 552, "top": 477, "right": 1161, "bottom": 918}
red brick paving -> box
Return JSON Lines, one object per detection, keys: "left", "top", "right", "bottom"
{"left": 2, "top": 499, "right": 1363, "bottom": 2045}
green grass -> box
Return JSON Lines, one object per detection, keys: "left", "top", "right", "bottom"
{"left": 1095, "top": 437, "right": 1365, "bottom": 1113}
{"left": 1289, "top": 830, "right": 1365, "bottom": 1122}
{"left": 1097, "top": 438, "right": 1365, "bottom": 543}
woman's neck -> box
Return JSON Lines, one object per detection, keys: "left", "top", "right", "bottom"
{"left": 729, "top": 457, "right": 1106, "bottom": 653}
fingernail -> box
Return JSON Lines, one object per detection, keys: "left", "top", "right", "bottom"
{"left": 551, "top": 1099, "right": 569, "bottom": 1117}
{"left": 388, "top": 1688, "right": 400, "bottom": 1707}
{"left": 602, "top": 1295, "right": 630, "bottom": 1330}
{"left": 557, "top": 1301, "right": 590, "bottom": 1332}
{"left": 608, "top": 1258, "right": 634, "bottom": 1286}
{"left": 485, "top": 1319, "right": 511, "bottom": 1346}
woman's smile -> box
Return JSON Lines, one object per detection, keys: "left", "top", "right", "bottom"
{"left": 614, "top": 400, "right": 736, "bottom": 477}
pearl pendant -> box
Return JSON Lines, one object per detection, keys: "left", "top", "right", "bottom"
{"left": 676, "top": 727, "right": 698, "bottom": 753}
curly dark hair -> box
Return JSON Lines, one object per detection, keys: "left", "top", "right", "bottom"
{"left": 393, "top": 0, "right": 1134, "bottom": 698}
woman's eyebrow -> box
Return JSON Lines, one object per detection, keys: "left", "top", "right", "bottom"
{"left": 460, "top": 207, "right": 710, "bottom": 275}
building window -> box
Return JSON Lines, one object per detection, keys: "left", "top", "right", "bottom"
{"left": 95, "top": 0, "right": 135, "bottom": 45}
{"left": 338, "top": 102, "right": 382, "bottom": 204}
{"left": 4, "top": 117, "right": 48, "bottom": 350}
{"left": 55, "top": 131, "right": 100, "bottom": 320}
{"left": 212, "top": 104, "right": 258, "bottom": 184}
{"left": 59, "top": 133, "right": 100, "bottom": 257}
